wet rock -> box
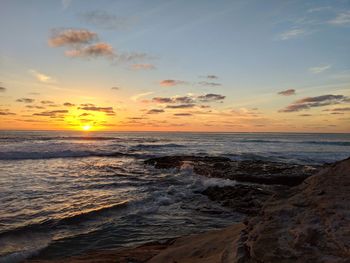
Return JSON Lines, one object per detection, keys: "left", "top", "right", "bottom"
{"left": 145, "top": 156, "right": 318, "bottom": 186}
{"left": 202, "top": 185, "right": 278, "bottom": 215}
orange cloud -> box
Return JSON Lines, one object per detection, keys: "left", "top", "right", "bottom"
{"left": 160, "top": 79, "right": 185, "bottom": 87}
{"left": 49, "top": 28, "right": 97, "bottom": 47}
{"left": 65, "top": 43, "right": 115, "bottom": 58}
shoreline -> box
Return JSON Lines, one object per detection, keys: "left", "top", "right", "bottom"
{"left": 27, "top": 156, "right": 350, "bottom": 262}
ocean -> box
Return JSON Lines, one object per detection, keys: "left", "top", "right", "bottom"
{"left": 0, "top": 131, "right": 349, "bottom": 262}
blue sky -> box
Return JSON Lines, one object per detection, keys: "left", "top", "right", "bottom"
{"left": 0, "top": 0, "right": 349, "bottom": 131}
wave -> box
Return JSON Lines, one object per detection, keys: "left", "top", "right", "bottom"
{"left": 241, "top": 139, "right": 350, "bottom": 146}
{"left": 130, "top": 143, "right": 185, "bottom": 150}
{"left": 0, "top": 136, "right": 170, "bottom": 143}
{"left": 0, "top": 200, "right": 132, "bottom": 263}
{"left": 302, "top": 141, "right": 350, "bottom": 146}
{"left": 0, "top": 150, "right": 135, "bottom": 160}
{"left": 0, "top": 238, "right": 50, "bottom": 263}
{"left": 0, "top": 136, "right": 117, "bottom": 142}
{"left": 0, "top": 201, "right": 129, "bottom": 238}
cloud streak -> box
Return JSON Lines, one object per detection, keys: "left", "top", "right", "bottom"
{"left": 279, "top": 94, "right": 350, "bottom": 112}
{"left": 29, "top": 70, "right": 55, "bottom": 83}
{"left": 279, "top": 28, "right": 305, "bottom": 40}
{"left": 131, "top": 64, "right": 156, "bottom": 70}
{"left": 80, "top": 11, "right": 135, "bottom": 30}
{"left": 33, "top": 110, "right": 68, "bottom": 117}
{"left": 65, "top": 43, "right": 115, "bottom": 59}
{"left": 199, "top": 81, "right": 221, "bottom": 87}
{"left": 198, "top": 93, "right": 225, "bottom": 102}
{"left": 323, "top": 107, "right": 350, "bottom": 112}
{"left": 79, "top": 106, "right": 115, "bottom": 115}
{"left": 308, "top": 65, "right": 331, "bottom": 74}
{"left": 147, "top": 109, "right": 164, "bottom": 114}
{"left": 174, "top": 113, "right": 192, "bottom": 116}
{"left": 329, "top": 11, "right": 350, "bottom": 25}
{"left": 278, "top": 89, "right": 296, "bottom": 96}
{"left": 131, "top": 91, "right": 154, "bottom": 102}
{"left": 160, "top": 79, "right": 186, "bottom": 87}
{"left": 166, "top": 104, "right": 196, "bottom": 109}
{"left": 16, "top": 98, "right": 35, "bottom": 103}
{"left": 49, "top": 28, "right": 97, "bottom": 47}
{"left": 0, "top": 109, "right": 16, "bottom": 115}
{"left": 152, "top": 96, "right": 194, "bottom": 104}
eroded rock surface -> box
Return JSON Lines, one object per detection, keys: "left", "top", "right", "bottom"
{"left": 202, "top": 185, "right": 277, "bottom": 215}
{"left": 236, "top": 157, "right": 350, "bottom": 262}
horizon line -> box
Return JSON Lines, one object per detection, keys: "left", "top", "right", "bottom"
{"left": 0, "top": 129, "right": 349, "bottom": 135}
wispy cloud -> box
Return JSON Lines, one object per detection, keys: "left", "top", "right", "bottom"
{"left": 279, "top": 28, "right": 305, "bottom": 40}
{"left": 63, "top": 102, "right": 75, "bottom": 107}
{"left": 160, "top": 79, "right": 186, "bottom": 87}
{"left": 279, "top": 94, "right": 350, "bottom": 112}
{"left": 65, "top": 43, "right": 115, "bottom": 59}
{"left": 329, "top": 11, "right": 350, "bottom": 25}
{"left": 307, "top": 6, "right": 331, "bottom": 13}
{"left": 198, "top": 81, "right": 221, "bottom": 87}
{"left": 278, "top": 89, "right": 296, "bottom": 96}
{"left": 308, "top": 65, "right": 331, "bottom": 74}
{"left": 0, "top": 86, "right": 6, "bottom": 92}
{"left": 29, "top": 70, "right": 55, "bottom": 83}
{"left": 174, "top": 113, "right": 192, "bottom": 116}
{"left": 131, "top": 91, "right": 154, "bottom": 102}
{"left": 323, "top": 107, "right": 350, "bottom": 112}
{"left": 131, "top": 64, "right": 156, "bottom": 70}
{"left": 152, "top": 96, "right": 194, "bottom": 104}
{"left": 33, "top": 110, "right": 68, "bottom": 117}
{"left": 49, "top": 28, "right": 97, "bottom": 47}
{"left": 166, "top": 104, "right": 195, "bottom": 109}
{"left": 147, "top": 109, "right": 164, "bottom": 114}
{"left": 0, "top": 109, "right": 16, "bottom": 115}
{"left": 41, "top": 100, "right": 54, "bottom": 104}
{"left": 117, "top": 52, "right": 150, "bottom": 63}
{"left": 16, "top": 98, "right": 35, "bottom": 103}
{"left": 49, "top": 28, "right": 151, "bottom": 65}
{"left": 78, "top": 106, "right": 115, "bottom": 115}
{"left": 79, "top": 10, "right": 136, "bottom": 30}
{"left": 26, "top": 105, "right": 45, "bottom": 109}
{"left": 197, "top": 93, "right": 225, "bottom": 102}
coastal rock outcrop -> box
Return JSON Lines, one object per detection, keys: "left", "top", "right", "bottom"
{"left": 145, "top": 156, "right": 318, "bottom": 186}
{"left": 236, "top": 157, "right": 350, "bottom": 262}
{"left": 148, "top": 157, "right": 350, "bottom": 262}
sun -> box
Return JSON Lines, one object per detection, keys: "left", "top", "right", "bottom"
{"left": 82, "top": 125, "right": 92, "bottom": 131}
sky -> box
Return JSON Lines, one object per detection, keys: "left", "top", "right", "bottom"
{"left": 0, "top": 0, "right": 349, "bottom": 132}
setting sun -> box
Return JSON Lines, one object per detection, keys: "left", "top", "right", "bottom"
{"left": 82, "top": 125, "right": 92, "bottom": 131}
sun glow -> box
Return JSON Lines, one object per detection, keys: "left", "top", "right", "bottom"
{"left": 82, "top": 125, "right": 92, "bottom": 131}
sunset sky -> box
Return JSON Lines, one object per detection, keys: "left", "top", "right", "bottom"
{"left": 0, "top": 0, "right": 349, "bottom": 132}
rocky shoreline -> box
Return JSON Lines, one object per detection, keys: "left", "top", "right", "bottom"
{"left": 145, "top": 156, "right": 318, "bottom": 186}
{"left": 27, "top": 156, "right": 349, "bottom": 263}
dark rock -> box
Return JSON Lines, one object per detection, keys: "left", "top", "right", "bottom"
{"left": 235, "top": 157, "right": 350, "bottom": 262}
{"left": 202, "top": 185, "right": 277, "bottom": 215}
{"left": 145, "top": 156, "right": 319, "bottom": 186}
